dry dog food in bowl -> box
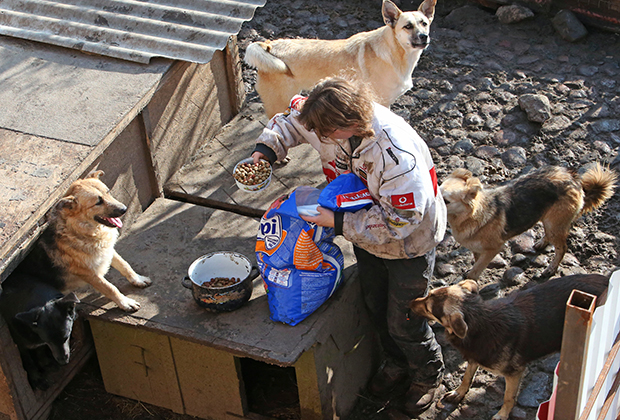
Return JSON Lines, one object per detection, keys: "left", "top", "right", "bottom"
{"left": 206, "top": 277, "right": 240, "bottom": 288}
{"left": 233, "top": 158, "right": 272, "bottom": 192}
{"left": 181, "top": 251, "right": 260, "bottom": 312}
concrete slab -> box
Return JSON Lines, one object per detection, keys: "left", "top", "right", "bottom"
{"left": 79, "top": 197, "right": 357, "bottom": 366}
{"left": 0, "top": 35, "right": 172, "bottom": 146}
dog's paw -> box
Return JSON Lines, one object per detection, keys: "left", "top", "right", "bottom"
{"left": 118, "top": 296, "right": 141, "bottom": 312}
{"left": 442, "top": 389, "right": 465, "bottom": 404}
{"left": 491, "top": 412, "right": 509, "bottom": 420}
{"left": 130, "top": 275, "right": 152, "bottom": 288}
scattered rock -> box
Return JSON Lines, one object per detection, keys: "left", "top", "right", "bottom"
{"left": 591, "top": 119, "right": 620, "bottom": 134}
{"left": 511, "top": 253, "right": 529, "bottom": 266}
{"left": 563, "top": 253, "right": 581, "bottom": 267}
{"left": 501, "top": 147, "right": 528, "bottom": 168}
{"left": 31, "top": 167, "right": 52, "bottom": 178}
{"left": 429, "top": 136, "right": 448, "bottom": 148}
{"left": 436, "top": 263, "right": 458, "bottom": 277}
{"left": 593, "top": 231, "right": 616, "bottom": 242}
{"left": 542, "top": 354, "right": 561, "bottom": 373}
{"left": 517, "top": 372, "right": 551, "bottom": 407}
{"left": 465, "top": 156, "right": 486, "bottom": 175}
{"left": 502, "top": 267, "right": 525, "bottom": 287}
{"left": 510, "top": 232, "right": 537, "bottom": 254}
{"left": 518, "top": 94, "right": 551, "bottom": 123}
{"left": 542, "top": 115, "right": 571, "bottom": 132}
{"left": 496, "top": 5, "right": 534, "bottom": 24}
{"left": 512, "top": 407, "right": 528, "bottom": 420}
{"left": 558, "top": 265, "right": 587, "bottom": 276}
{"left": 453, "top": 139, "right": 475, "bottom": 154}
{"left": 463, "top": 387, "right": 487, "bottom": 404}
{"left": 578, "top": 65, "right": 598, "bottom": 77}
{"left": 488, "top": 254, "right": 508, "bottom": 269}
{"left": 475, "top": 145, "right": 500, "bottom": 159}
{"left": 532, "top": 254, "right": 550, "bottom": 268}
{"left": 465, "top": 113, "right": 484, "bottom": 127}
{"left": 552, "top": 10, "right": 588, "bottom": 42}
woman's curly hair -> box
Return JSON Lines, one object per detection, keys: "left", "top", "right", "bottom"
{"left": 298, "top": 76, "right": 375, "bottom": 139}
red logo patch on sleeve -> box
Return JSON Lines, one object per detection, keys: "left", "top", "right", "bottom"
{"left": 391, "top": 193, "right": 415, "bottom": 209}
{"left": 430, "top": 166, "right": 438, "bottom": 197}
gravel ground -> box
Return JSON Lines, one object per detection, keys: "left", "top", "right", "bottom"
{"left": 50, "top": 1, "right": 620, "bottom": 419}
{"left": 237, "top": 2, "right": 620, "bottom": 417}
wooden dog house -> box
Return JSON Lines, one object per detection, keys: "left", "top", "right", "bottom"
{"left": 0, "top": 30, "right": 246, "bottom": 420}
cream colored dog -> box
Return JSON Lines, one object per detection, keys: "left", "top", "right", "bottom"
{"left": 244, "top": 0, "right": 437, "bottom": 118}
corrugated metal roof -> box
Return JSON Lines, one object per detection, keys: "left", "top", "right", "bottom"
{"left": 0, "top": 0, "right": 266, "bottom": 64}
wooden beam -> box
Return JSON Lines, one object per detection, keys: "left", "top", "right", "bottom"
{"left": 224, "top": 35, "right": 246, "bottom": 117}
{"left": 163, "top": 186, "right": 266, "bottom": 219}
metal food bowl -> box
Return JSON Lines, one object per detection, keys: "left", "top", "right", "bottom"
{"left": 181, "top": 251, "right": 259, "bottom": 312}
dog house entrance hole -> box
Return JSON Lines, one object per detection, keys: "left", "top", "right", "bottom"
{"left": 239, "top": 358, "right": 301, "bottom": 420}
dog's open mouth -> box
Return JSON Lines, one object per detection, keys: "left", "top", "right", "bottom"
{"left": 95, "top": 216, "right": 123, "bottom": 228}
{"left": 411, "top": 42, "right": 430, "bottom": 48}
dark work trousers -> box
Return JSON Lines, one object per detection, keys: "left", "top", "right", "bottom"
{"left": 354, "top": 245, "right": 444, "bottom": 386}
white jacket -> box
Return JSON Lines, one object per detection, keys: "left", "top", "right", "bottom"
{"left": 255, "top": 100, "right": 446, "bottom": 260}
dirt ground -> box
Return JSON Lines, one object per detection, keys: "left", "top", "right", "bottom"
{"left": 49, "top": 0, "right": 620, "bottom": 419}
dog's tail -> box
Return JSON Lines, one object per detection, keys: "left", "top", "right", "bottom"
{"left": 580, "top": 163, "right": 617, "bottom": 214}
{"left": 244, "top": 42, "right": 290, "bottom": 74}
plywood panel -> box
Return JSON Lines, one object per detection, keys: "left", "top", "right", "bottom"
{"left": 89, "top": 320, "right": 184, "bottom": 414}
{"left": 147, "top": 53, "right": 234, "bottom": 189}
{"left": 171, "top": 337, "right": 245, "bottom": 419}
{"left": 295, "top": 351, "right": 322, "bottom": 420}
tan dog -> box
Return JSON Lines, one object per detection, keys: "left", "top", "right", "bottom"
{"left": 38, "top": 171, "right": 151, "bottom": 311}
{"left": 244, "top": 0, "right": 437, "bottom": 118}
{"left": 409, "top": 274, "right": 609, "bottom": 420}
{"left": 440, "top": 165, "right": 616, "bottom": 280}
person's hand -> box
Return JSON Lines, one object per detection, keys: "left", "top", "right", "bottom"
{"left": 300, "top": 207, "right": 335, "bottom": 228}
{"left": 252, "top": 151, "right": 268, "bottom": 164}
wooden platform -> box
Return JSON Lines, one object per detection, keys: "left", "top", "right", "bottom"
{"left": 78, "top": 100, "right": 377, "bottom": 419}
{"left": 79, "top": 198, "right": 376, "bottom": 420}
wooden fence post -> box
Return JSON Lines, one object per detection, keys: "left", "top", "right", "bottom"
{"left": 554, "top": 290, "right": 598, "bottom": 420}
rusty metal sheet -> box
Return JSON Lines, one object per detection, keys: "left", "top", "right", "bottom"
{"left": 0, "top": 0, "right": 266, "bottom": 64}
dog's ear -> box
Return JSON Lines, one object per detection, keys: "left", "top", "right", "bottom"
{"left": 458, "top": 280, "right": 479, "bottom": 294}
{"left": 451, "top": 168, "right": 472, "bottom": 181}
{"left": 382, "top": 0, "right": 401, "bottom": 28}
{"left": 86, "top": 170, "right": 105, "bottom": 179}
{"left": 465, "top": 177, "right": 482, "bottom": 201}
{"left": 447, "top": 311, "right": 468, "bottom": 339}
{"left": 57, "top": 293, "right": 79, "bottom": 318}
{"left": 408, "top": 296, "right": 427, "bottom": 316}
{"left": 15, "top": 307, "right": 42, "bottom": 327}
{"left": 60, "top": 292, "right": 80, "bottom": 305}
{"left": 56, "top": 196, "right": 78, "bottom": 212}
{"left": 418, "top": 0, "right": 437, "bottom": 22}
